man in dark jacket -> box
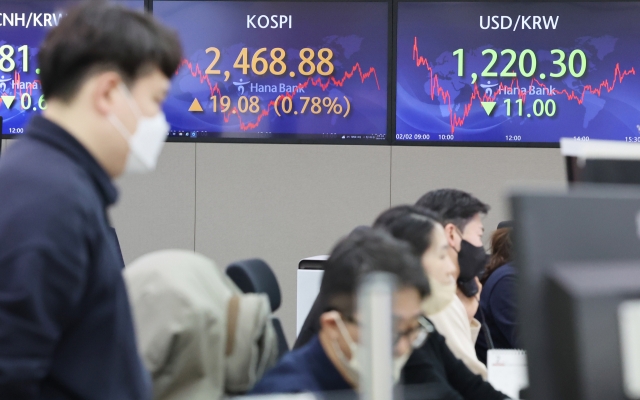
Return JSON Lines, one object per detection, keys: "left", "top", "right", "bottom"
{"left": 252, "top": 228, "right": 430, "bottom": 394}
{"left": 0, "top": 3, "right": 181, "bottom": 399}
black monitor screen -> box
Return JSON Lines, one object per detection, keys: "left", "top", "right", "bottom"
{"left": 0, "top": 0, "right": 145, "bottom": 138}
{"left": 154, "top": 0, "right": 390, "bottom": 143}
{"left": 395, "top": 2, "right": 640, "bottom": 146}
{"left": 511, "top": 187, "right": 640, "bottom": 400}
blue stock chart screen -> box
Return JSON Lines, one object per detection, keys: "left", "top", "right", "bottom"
{"left": 154, "top": 1, "right": 390, "bottom": 143}
{"left": 395, "top": 2, "right": 640, "bottom": 145}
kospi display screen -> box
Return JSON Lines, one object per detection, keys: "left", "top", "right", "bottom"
{"left": 0, "top": 1, "right": 145, "bottom": 138}
{"left": 154, "top": 1, "right": 390, "bottom": 143}
{"left": 395, "top": 2, "right": 640, "bottom": 146}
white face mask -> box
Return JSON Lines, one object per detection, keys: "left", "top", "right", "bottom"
{"left": 332, "top": 316, "right": 410, "bottom": 386}
{"left": 108, "top": 84, "right": 170, "bottom": 174}
{"left": 422, "top": 276, "right": 457, "bottom": 316}
{"left": 332, "top": 316, "right": 360, "bottom": 386}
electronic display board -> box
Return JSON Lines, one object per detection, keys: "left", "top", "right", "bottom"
{"left": 395, "top": 2, "right": 640, "bottom": 146}
{"left": 0, "top": 1, "right": 145, "bottom": 138}
{"left": 154, "top": 0, "right": 390, "bottom": 143}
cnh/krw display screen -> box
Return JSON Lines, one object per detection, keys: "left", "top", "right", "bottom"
{"left": 155, "top": 1, "right": 389, "bottom": 143}
{"left": 0, "top": 0, "right": 145, "bottom": 138}
{"left": 396, "top": 2, "right": 640, "bottom": 145}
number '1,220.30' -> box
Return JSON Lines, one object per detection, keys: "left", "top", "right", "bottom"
{"left": 452, "top": 48, "right": 587, "bottom": 79}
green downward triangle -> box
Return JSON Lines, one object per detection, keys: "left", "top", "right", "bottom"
{"left": 481, "top": 101, "right": 496, "bottom": 116}
{"left": 1, "top": 96, "right": 15, "bottom": 110}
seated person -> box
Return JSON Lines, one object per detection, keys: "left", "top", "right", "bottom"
{"left": 292, "top": 215, "right": 450, "bottom": 351}
{"left": 251, "top": 228, "right": 430, "bottom": 394}
{"left": 416, "top": 189, "right": 490, "bottom": 378}
{"left": 372, "top": 205, "right": 457, "bottom": 317}
{"left": 475, "top": 223, "right": 518, "bottom": 364}
{"left": 294, "top": 225, "right": 369, "bottom": 350}
{"left": 124, "top": 250, "right": 279, "bottom": 399}
{"left": 373, "top": 206, "right": 508, "bottom": 399}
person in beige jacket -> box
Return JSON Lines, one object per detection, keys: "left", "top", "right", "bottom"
{"left": 123, "top": 250, "right": 279, "bottom": 400}
{"left": 417, "top": 189, "right": 491, "bottom": 379}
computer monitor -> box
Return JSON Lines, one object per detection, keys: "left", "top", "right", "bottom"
{"left": 564, "top": 157, "right": 640, "bottom": 184}
{"left": 511, "top": 186, "right": 640, "bottom": 400}
{"left": 561, "top": 139, "right": 640, "bottom": 184}
{"left": 547, "top": 261, "right": 640, "bottom": 400}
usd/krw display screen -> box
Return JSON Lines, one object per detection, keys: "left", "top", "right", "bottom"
{"left": 155, "top": 1, "right": 389, "bottom": 143}
{"left": 0, "top": 0, "right": 145, "bottom": 137}
{"left": 396, "top": 2, "right": 640, "bottom": 145}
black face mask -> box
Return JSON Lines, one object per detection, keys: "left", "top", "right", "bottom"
{"left": 456, "top": 240, "right": 488, "bottom": 297}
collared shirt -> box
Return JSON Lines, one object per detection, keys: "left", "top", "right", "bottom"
{"left": 0, "top": 116, "right": 151, "bottom": 399}
{"left": 251, "top": 335, "right": 353, "bottom": 394}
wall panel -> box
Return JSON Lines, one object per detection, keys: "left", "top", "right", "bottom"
{"left": 111, "top": 143, "right": 197, "bottom": 264}
{"left": 195, "top": 143, "right": 392, "bottom": 343}
{"left": 391, "top": 146, "right": 566, "bottom": 239}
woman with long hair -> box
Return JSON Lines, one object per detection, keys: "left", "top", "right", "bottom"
{"left": 475, "top": 223, "right": 519, "bottom": 364}
{"left": 375, "top": 206, "right": 508, "bottom": 399}
{"left": 481, "top": 227, "right": 513, "bottom": 285}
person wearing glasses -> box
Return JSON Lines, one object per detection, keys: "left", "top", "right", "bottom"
{"left": 374, "top": 205, "right": 508, "bottom": 399}
{"left": 250, "top": 228, "right": 430, "bottom": 394}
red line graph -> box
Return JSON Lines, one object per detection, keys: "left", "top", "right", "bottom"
{"left": 179, "top": 57, "right": 380, "bottom": 131}
{"left": 412, "top": 37, "right": 637, "bottom": 134}
{"left": 0, "top": 70, "right": 41, "bottom": 109}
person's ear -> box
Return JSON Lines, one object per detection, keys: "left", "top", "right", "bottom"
{"left": 320, "top": 311, "right": 341, "bottom": 340}
{"left": 92, "top": 71, "right": 123, "bottom": 116}
{"left": 444, "top": 223, "right": 458, "bottom": 247}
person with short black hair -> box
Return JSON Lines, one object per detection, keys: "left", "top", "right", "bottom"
{"left": 416, "top": 190, "right": 490, "bottom": 230}
{"left": 0, "top": 3, "right": 181, "bottom": 398}
{"left": 251, "top": 228, "right": 430, "bottom": 394}
{"left": 415, "top": 189, "right": 491, "bottom": 378}
{"left": 373, "top": 205, "right": 508, "bottom": 399}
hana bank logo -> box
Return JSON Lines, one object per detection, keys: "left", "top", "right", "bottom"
{"left": 480, "top": 81, "right": 499, "bottom": 97}
{"left": 233, "top": 79, "right": 250, "bottom": 95}
{"left": 0, "top": 75, "right": 11, "bottom": 93}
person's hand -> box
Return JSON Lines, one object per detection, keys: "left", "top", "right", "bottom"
{"left": 457, "top": 277, "right": 483, "bottom": 322}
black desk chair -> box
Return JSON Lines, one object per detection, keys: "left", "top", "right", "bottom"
{"left": 226, "top": 259, "right": 289, "bottom": 359}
